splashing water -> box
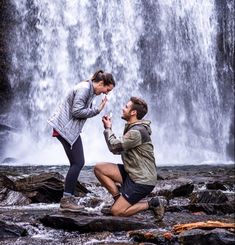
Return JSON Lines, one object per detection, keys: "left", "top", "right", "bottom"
{"left": 2, "top": 0, "right": 234, "bottom": 165}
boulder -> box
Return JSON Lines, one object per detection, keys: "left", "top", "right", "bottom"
{"left": 157, "top": 178, "right": 194, "bottom": 204}
{"left": 129, "top": 229, "right": 177, "bottom": 244}
{"left": 178, "top": 228, "right": 235, "bottom": 245}
{"left": 40, "top": 213, "right": 157, "bottom": 233}
{"left": 0, "top": 220, "right": 27, "bottom": 238}
{"left": 206, "top": 181, "right": 227, "bottom": 191}
{"left": 0, "top": 188, "right": 31, "bottom": 205}
{"left": 190, "top": 190, "right": 228, "bottom": 204}
{"left": 0, "top": 172, "right": 91, "bottom": 204}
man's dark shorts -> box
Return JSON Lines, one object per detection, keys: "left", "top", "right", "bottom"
{"left": 117, "top": 164, "right": 155, "bottom": 205}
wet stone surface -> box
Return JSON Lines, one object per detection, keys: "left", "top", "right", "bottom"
{"left": 0, "top": 164, "right": 234, "bottom": 244}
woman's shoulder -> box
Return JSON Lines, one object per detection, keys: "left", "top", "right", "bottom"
{"left": 74, "top": 80, "right": 90, "bottom": 90}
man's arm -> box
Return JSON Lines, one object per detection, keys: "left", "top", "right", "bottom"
{"left": 102, "top": 115, "right": 142, "bottom": 154}
{"left": 103, "top": 128, "right": 142, "bottom": 154}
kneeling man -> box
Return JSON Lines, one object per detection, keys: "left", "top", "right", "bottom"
{"left": 94, "top": 97, "right": 164, "bottom": 221}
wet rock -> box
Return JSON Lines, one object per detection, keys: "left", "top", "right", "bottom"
{"left": 130, "top": 223, "right": 235, "bottom": 244}
{"left": 129, "top": 229, "right": 177, "bottom": 244}
{"left": 187, "top": 202, "right": 235, "bottom": 214}
{"left": 0, "top": 172, "right": 91, "bottom": 204}
{"left": 178, "top": 228, "right": 235, "bottom": 245}
{"left": 0, "top": 164, "right": 234, "bottom": 245}
{"left": 0, "top": 188, "right": 31, "bottom": 205}
{"left": 172, "top": 182, "right": 194, "bottom": 197}
{"left": 166, "top": 190, "right": 235, "bottom": 214}
{"left": 206, "top": 181, "right": 227, "bottom": 191}
{"left": 40, "top": 213, "right": 157, "bottom": 233}
{"left": 167, "top": 199, "right": 235, "bottom": 215}
{"left": 157, "top": 174, "right": 165, "bottom": 180}
{"left": 168, "top": 201, "right": 235, "bottom": 215}
{"left": 0, "top": 175, "right": 14, "bottom": 189}
{"left": 157, "top": 178, "right": 194, "bottom": 205}
{"left": 13, "top": 172, "right": 65, "bottom": 203}
{"left": 190, "top": 190, "right": 228, "bottom": 204}
{"left": 0, "top": 220, "right": 27, "bottom": 238}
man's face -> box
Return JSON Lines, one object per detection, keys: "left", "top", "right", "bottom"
{"left": 95, "top": 81, "right": 114, "bottom": 95}
{"left": 121, "top": 101, "right": 133, "bottom": 121}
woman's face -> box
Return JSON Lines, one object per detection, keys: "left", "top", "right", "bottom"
{"left": 94, "top": 81, "right": 114, "bottom": 95}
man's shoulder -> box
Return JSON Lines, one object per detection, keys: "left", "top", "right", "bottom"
{"left": 128, "top": 123, "right": 148, "bottom": 134}
{"left": 130, "top": 124, "right": 146, "bottom": 131}
{"left": 128, "top": 124, "right": 151, "bottom": 143}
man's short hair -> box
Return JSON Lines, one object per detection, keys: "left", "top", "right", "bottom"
{"left": 130, "top": 97, "right": 148, "bottom": 120}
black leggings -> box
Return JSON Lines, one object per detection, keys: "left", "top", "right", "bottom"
{"left": 57, "top": 135, "right": 85, "bottom": 195}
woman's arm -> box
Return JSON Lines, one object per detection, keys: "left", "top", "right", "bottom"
{"left": 72, "top": 85, "right": 99, "bottom": 119}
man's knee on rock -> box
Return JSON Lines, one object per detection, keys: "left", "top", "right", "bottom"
{"left": 111, "top": 206, "right": 127, "bottom": 217}
{"left": 111, "top": 208, "right": 123, "bottom": 216}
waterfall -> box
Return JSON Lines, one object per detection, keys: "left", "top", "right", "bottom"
{"left": 1, "top": 0, "right": 234, "bottom": 165}
{"left": 139, "top": 0, "right": 231, "bottom": 164}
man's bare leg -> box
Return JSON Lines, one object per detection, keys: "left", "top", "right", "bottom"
{"left": 94, "top": 162, "right": 122, "bottom": 198}
{"left": 94, "top": 163, "right": 150, "bottom": 217}
{"left": 111, "top": 196, "right": 148, "bottom": 217}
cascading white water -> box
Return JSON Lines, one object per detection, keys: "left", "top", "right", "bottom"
{"left": 4, "top": 0, "right": 234, "bottom": 165}
{"left": 148, "top": 0, "right": 227, "bottom": 164}
{"left": 5, "top": 0, "right": 144, "bottom": 164}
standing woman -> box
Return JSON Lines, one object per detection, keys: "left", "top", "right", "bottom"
{"left": 48, "top": 70, "right": 115, "bottom": 212}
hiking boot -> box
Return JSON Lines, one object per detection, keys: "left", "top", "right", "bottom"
{"left": 148, "top": 197, "right": 165, "bottom": 222}
{"left": 60, "top": 195, "right": 84, "bottom": 212}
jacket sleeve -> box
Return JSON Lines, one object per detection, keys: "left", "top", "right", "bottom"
{"left": 72, "top": 86, "right": 99, "bottom": 119}
{"left": 103, "top": 128, "right": 142, "bottom": 154}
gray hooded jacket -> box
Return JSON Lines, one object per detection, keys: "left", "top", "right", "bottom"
{"left": 48, "top": 80, "right": 99, "bottom": 146}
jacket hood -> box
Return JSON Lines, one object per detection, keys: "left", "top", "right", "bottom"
{"left": 125, "top": 120, "right": 152, "bottom": 135}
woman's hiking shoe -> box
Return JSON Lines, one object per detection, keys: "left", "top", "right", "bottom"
{"left": 60, "top": 195, "right": 84, "bottom": 212}
{"left": 148, "top": 197, "right": 165, "bottom": 222}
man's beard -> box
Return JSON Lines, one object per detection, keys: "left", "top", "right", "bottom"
{"left": 121, "top": 113, "right": 130, "bottom": 121}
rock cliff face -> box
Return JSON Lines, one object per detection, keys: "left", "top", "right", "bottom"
{"left": 0, "top": 1, "right": 16, "bottom": 159}
{"left": 215, "top": 0, "right": 234, "bottom": 160}
{"left": 0, "top": 0, "right": 15, "bottom": 113}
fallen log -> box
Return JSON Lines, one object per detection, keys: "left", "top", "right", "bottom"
{"left": 173, "top": 220, "right": 235, "bottom": 234}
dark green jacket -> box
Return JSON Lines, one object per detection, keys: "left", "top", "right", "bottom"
{"left": 104, "top": 120, "right": 157, "bottom": 186}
